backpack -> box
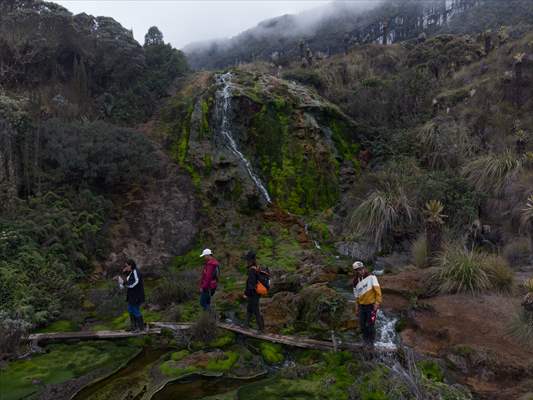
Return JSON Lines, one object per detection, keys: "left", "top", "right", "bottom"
{"left": 255, "top": 266, "right": 271, "bottom": 296}
{"left": 213, "top": 264, "right": 221, "bottom": 282}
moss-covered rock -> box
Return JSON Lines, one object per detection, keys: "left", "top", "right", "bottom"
{"left": 259, "top": 342, "right": 284, "bottom": 364}
{"left": 159, "top": 70, "right": 364, "bottom": 215}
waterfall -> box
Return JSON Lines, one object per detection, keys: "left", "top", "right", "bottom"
{"left": 216, "top": 72, "right": 272, "bottom": 204}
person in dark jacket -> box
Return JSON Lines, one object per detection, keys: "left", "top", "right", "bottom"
{"left": 199, "top": 248, "right": 219, "bottom": 311}
{"left": 119, "top": 259, "right": 145, "bottom": 332}
{"left": 243, "top": 251, "right": 264, "bottom": 332}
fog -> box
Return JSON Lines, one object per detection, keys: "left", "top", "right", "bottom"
{"left": 54, "top": 1, "right": 332, "bottom": 49}
{"left": 55, "top": 1, "right": 382, "bottom": 50}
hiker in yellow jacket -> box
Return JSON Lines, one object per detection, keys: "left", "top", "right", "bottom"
{"left": 352, "top": 261, "right": 382, "bottom": 347}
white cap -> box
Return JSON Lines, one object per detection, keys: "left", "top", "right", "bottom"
{"left": 200, "top": 248, "right": 213, "bottom": 258}
{"left": 352, "top": 261, "right": 364, "bottom": 270}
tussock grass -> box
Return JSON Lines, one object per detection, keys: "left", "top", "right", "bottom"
{"left": 350, "top": 184, "right": 415, "bottom": 248}
{"left": 462, "top": 150, "right": 523, "bottom": 194}
{"left": 524, "top": 278, "right": 533, "bottom": 293}
{"left": 509, "top": 310, "right": 533, "bottom": 345}
{"left": 412, "top": 235, "right": 429, "bottom": 268}
{"left": 502, "top": 238, "right": 530, "bottom": 268}
{"left": 432, "top": 245, "right": 513, "bottom": 295}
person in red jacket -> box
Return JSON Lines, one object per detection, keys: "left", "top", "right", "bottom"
{"left": 199, "top": 248, "right": 219, "bottom": 311}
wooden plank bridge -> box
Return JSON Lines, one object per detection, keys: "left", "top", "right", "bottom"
{"left": 28, "top": 321, "right": 396, "bottom": 353}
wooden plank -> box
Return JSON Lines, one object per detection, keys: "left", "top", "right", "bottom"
{"left": 28, "top": 328, "right": 161, "bottom": 343}
{"left": 26, "top": 322, "right": 396, "bottom": 353}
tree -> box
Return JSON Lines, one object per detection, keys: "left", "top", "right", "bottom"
{"left": 144, "top": 26, "right": 164, "bottom": 47}
{"left": 424, "top": 200, "right": 446, "bottom": 261}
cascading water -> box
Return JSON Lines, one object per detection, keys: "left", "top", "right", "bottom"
{"left": 216, "top": 72, "right": 272, "bottom": 204}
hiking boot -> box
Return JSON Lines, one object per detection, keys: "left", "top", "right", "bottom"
{"left": 257, "top": 316, "right": 265, "bottom": 333}
{"left": 136, "top": 316, "right": 145, "bottom": 332}
{"left": 127, "top": 314, "right": 136, "bottom": 332}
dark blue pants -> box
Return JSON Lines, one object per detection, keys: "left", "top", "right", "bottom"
{"left": 359, "top": 304, "right": 376, "bottom": 345}
{"left": 127, "top": 303, "right": 142, "bottom": 318}
{"left": 200, "top": 289, "right": 215, "bottom": 311}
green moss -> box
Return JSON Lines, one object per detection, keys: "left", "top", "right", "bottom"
{"left": 171, "top": 245, "right": 205, "bottom": 270}
{"left": 259, "top": 342, "right": 284, "bottom": 364}
{"left": 199, "top": 98, "right": 212, "bottom": 139}
{"left": 247, "top": 101, "right": 341, "bottom": 215}
{"left": 159, "top": 362, "right": 198, "bottom": 378}
{"left": 178, "top": 300, "right": 202, "bottom": 322}
{"left": 35, "top": 320, "right": 78, "bottom": 333}
{"left": 208, "top": 332, "right": 236, "bottom": 348}
{"left": 256, "top": 229, "right": 301, "bottom": 272}
{"left": 206, "top": 351, "right": 239, "bottom": 372}
{"left": 171, "top": 350, "right": 190, "bottom": 361}
{"left": 238, "top": 352, "right": 356, "bottom": 400}
{"left": 92, "top": 310, "right": 162, "bottom": 331}
{"left": 0, "top": 341, "right": 139, "bottom": 400}
{"left": 417, "top": 360, "right": 444, "bottom": 382}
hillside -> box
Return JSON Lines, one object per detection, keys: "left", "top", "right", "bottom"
{"left": 0, "top": 1, "right": 532, "bottom": 400}
{"left": 184, "top": 0, "right": 533, "bottom": 70}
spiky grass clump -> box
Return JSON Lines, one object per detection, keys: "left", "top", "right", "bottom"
{"left": 350, "top": 184, "right": 415, "bottom": 248}
{"left": 524, "top": 278, "right": 533, "bottom": 293}
{"left": 509, "top": 309, "right": 533, "bottom": 345}
{"left": 482, "top": 254, "right": 514, "bottom": 293}
{"left": 521, "top": 194, "right": 533, "bottom": 228}
{"left": 412, "top": 235, "right": 429, "bottom": 268}
{"left": 502, "top": 238, "right": 530, "bottom": 268}
{"left": 433, "top": 245, "right": 490, "bottom": 295}
{"left": 433, "top": 246, "right": 514, "bottom": 294}
{"left": 462, "top": 150, "right": 523, "bottom": 194}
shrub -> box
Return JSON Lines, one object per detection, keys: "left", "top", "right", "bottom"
{"left": 503, "top": 238, "right": 531, "bottom": 268}
{"left": 482, "top": 255, "right": 514, "bottom": 293}
{"left": 88, "top": 283, "right": 125, "bottom": 321}
{"left": 190, "top": 312, "right": 217, "bottom": 343}
{"left": 433, "top": 246, "right": 514, "bottom": 294}
{"left": 40, "top": 119, "right": 161, "bottom": 190}
{"left": 0, "top": 312, "right": 31, "bottom": 358}
{"left": 412, "top": 235, "right": 429, "bottom": 268}
{"left": 149, "top": 270, "right": 197, "bottom": 308}
{"left": 432, "top": 245, "right": 490, "bottom": 294}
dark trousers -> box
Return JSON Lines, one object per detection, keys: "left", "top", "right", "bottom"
{"left": 359, "top": 304, "right": 376, "bottom": 345}
{"left": 200, "top": 289, "right": 215, "bottom": 311}
{"left": 127, "top": 303, "right": 142, "bottom": 317}
{"left": 246, "top": 295, "right": 264, "bottom": 331}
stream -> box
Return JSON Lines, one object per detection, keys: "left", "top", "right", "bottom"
{"left": 152, "top": 376, "right": 264, "bottom": 400}
{"left": 329, "top": 276, "right": 399, "bottom": 351}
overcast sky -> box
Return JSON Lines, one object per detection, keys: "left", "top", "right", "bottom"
{"left": 55, "top": 1, "right": 332, "bottom": 49}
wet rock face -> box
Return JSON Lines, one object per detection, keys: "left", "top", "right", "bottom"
{"left": 105, "top": 149, "right": 199, "bottom": 276}
{"left": 161, "top": 70, "right": 364, "bottom": 215}
{"left": 335, "top": 241, "right": 377, "bottom": 262}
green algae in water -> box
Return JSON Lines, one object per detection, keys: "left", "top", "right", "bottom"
{"left": 153, "top": 376, "right": 267, "bottom": 400}
{"left": 0, "top": 341, "right": 140, "bottom": 400}
{"left": 73, "top": 347, "right": 167, "bottom": 400}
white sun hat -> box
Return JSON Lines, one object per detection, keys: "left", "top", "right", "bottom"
{"left": 352, "top": 261, "right": 364, "bottom": 270}
{"left": 200, "top": 248, "right": 213, "bottom": 258}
